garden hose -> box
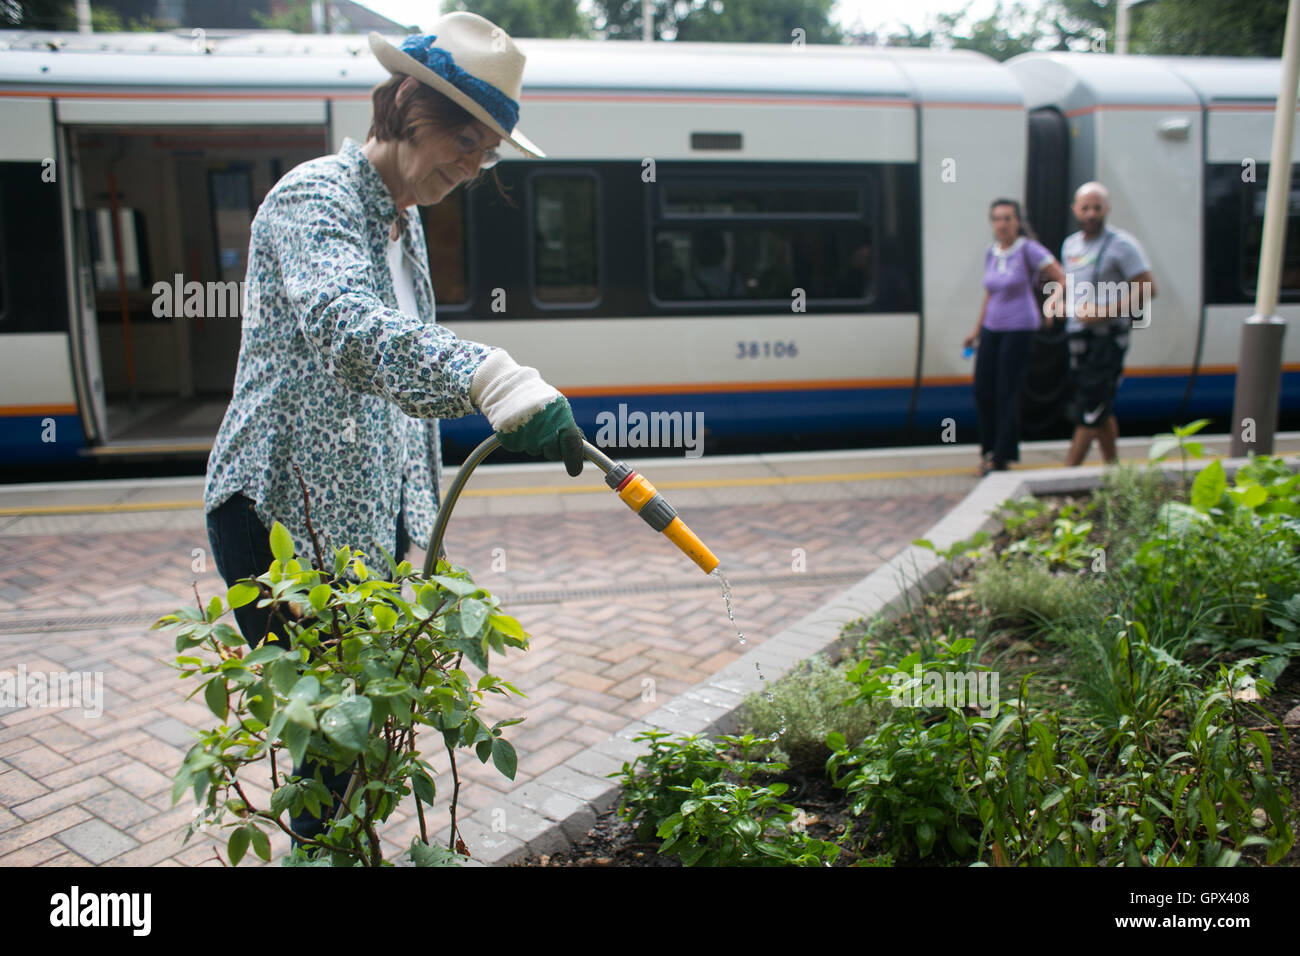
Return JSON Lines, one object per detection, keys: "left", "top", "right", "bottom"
{"left": 422, "top": 435, "right": 719, "bottom": 577}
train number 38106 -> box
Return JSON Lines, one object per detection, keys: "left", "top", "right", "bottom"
{"left": 735, "top": 341, "right": 799, "bottom": 359}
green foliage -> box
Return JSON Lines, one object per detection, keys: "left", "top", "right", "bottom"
{"left": 971, "top": 558, "right": 1100, "bottom": 631}
{"left": 739, "top": 655, "right": 878, "bottom": 774}
{"left": 614, "top": 731, "right": 839, "bottom": 866}
{"left": 827, "top": 638, "right": 990, "bottom": 860}
{"left": 450, "top": 0, "right": 591, "bottom": 39}
{"left": 155, "top": 521, "right": 530, "bottom": 867}
{"left": 591, "top": 0, "right": 840, "bottom": 43}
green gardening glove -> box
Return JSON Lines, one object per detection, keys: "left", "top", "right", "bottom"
{"left": 471, "top": 351, "right": 586, "bottom": 476}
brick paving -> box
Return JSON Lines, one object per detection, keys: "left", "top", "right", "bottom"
{"left": 0, "top": 482, "right": 964, "bottom": 865}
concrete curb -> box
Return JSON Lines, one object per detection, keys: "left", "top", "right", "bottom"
{"left": 464, "top": 455, "right": 1294, "bottom": 865}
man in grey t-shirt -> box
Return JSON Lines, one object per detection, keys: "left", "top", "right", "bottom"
{"left": 1048, "top": 182, "right": 1157, "bottom": 466}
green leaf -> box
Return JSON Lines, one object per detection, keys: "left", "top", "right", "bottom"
{"left": 308, "top": 583, "right": 333, "bottom": 612}
{"left": 431, "top": 575, "right": 478, "bottom": 597}
{"left": 244, "top": 644, "right": 285, "bottom": 666}
{"left": 283, "top": 722, "right": 310, "bottom": 767}
{"left": 206, "top": 594, "right": 223, "bottom": 622}
{"left": 204, "top": 678, "right": 228, "bottom": 721}
{"left": 269, "top": 522, "right": 295, "bottom": 564}
{"left": 283, "top": 697, "right": 317, "bottom": 730}
{"left": 488, "top": 613, "right": 526, "bottom": 640}
{"left": 270, "top": 657, "right": 299, "bottom": 696}
{"left": 248, "top": 824, "right": 271, "bottom": 861}
{"left": 411, "top": 771, "right": 436, "bottom": 804}
{"left": 270, "top": 784, "right": 298, "bottom": 817}
{"left": 492, "top": 737, "right": 518, "bottom": 780}
{"left": 289, "top": 675, "right": 320, "bottom": 703}
{"left": 320, "top": 697, "right": 372, "bottom": 754}
{"left": 372, "top": 604, "right": 398, "bottom": 632}
{"left": 1148, "top": 435, "right": 1180, "bottom": 462}
{"left": 409, "top": 839, "right": 464, "bottom": 867}
{"left": 1191, "top": 460, "right": 1226, "bottom": 511}
{"left": 459, "top": 598, "right": 490, "bottom": 639}
{"left": 227, "top": 581, "right": 260, "bottom": 609}
{"left": 227, "top": 826, "right": 250, "bottom": 866}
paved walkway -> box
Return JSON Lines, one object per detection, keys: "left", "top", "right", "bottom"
{"left": 0, "top": 450, "right": 979, "bottom": 865}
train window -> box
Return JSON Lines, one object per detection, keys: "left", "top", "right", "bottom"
{"left": 419, "top": 190, "right": 468, "bottom": 305}
{"left": 651, "top": 169, "right": 875, "bottom": 305}
{"left": 662, "top": 184, "right": 862, "bottom": 218}
{"left": 1241, "top": 168, "right": 1300, "bottom": 294}
{"left": 654, "top": 225, "right": 872, "bottom": 302}
{"left": 0, "top": 192, "right": 7, "bottom": 324}
{"left": 209, "top": 166, "right": 254, "bottom": 283}
{"left": 531, "top": 175, "right": 598, "bottom": 305}
{"left": 85, "top": 207, "right": 147, "bottom": 292}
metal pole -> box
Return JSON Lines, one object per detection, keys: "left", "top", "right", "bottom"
{"left": 75, "top": 0, "right": 91, "bottom": 34}
{"left": 1115, "top": 0, "right": 1130, "bottom": 55}
{"left": 642, "top": 0, "right": 653, "bottom": 41}
{"left": 1230, "top": 0, "right": 1300, "bottom": 457}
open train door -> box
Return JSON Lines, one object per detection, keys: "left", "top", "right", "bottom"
{"left": 1021, "top": 106, "right": 1072, "bottom": 440}
{"left": 59, "top": 126, "right": 109, "bottom": 445}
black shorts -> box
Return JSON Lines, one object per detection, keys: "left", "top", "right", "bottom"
{"left": 1067, "top": 326, "right": 1129, "bottom": 427}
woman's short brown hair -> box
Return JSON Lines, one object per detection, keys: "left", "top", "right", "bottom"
{"left": 366, "top": 74, "right": 511, "bottom": 200}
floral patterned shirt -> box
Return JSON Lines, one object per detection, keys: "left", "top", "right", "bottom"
{"left": 204, "top": 137, "right": 492, "bottom": 569}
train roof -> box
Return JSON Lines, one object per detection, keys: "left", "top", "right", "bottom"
{"left": 0, "top": 29, "right": 1023, "bottom": 105}
{"left": 1008, "top": 51, "right": 1288, "bottom": 111}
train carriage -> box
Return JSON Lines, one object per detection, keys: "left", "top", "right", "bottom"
{"left": 0, "top": 30, "right": 1295, "bottom": 468}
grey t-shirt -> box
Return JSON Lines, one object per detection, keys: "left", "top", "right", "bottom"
{"left": 1060, "top": 226, "right": 1151, "bottom": 333}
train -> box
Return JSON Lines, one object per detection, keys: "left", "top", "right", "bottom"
{"left": 1, "top": 29, "right": 1298, "bottom": 469}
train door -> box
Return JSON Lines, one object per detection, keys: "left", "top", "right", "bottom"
{"left": 62, "top": 124, "right": 327, "bottom": 456}
{"left": 60, "top": 129, "right": 109, "bottom": 445}
{"left": 1021, "top": 106, "right": 1072, "bottom": 439}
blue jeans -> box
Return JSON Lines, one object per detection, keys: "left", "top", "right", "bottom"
{"left": 205, "top": 492, "right": 408, "bottom": 844}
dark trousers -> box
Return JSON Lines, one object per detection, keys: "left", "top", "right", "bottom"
{"left": 974, "top": 328, "right": 1037, "bottom": 468}
{"left": 205, "top": 492, "right": 408, "bottom": 844}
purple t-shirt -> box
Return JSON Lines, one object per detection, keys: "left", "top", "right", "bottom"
{"left": 981, "top": 237, "right": 1053, "bottom": 332}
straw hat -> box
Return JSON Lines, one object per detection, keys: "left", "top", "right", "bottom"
{"left": 368, "top": 12, "right": 543, "bottom": 159}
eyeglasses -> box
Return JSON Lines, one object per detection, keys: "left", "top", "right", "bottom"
{"left": 451, "top": 130, "right": 501, "bottom": 170}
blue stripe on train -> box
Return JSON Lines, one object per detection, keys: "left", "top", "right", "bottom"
{"left": 0, "top": 415, "right": 84, "bottom": 464}
{"left": 440, "top": 370, "right": 1300, "bottom": 451}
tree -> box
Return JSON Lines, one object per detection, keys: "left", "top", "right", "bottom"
{"left": 1138, "top": 0, "right": 1287, "bottom": 58}
{"left": 448, "top": 0, "right": 590, "bottom": 39}
{"left": 0, "top": 0, "right": 74, "bottom": 29}
{"left": 590, "top": 0, "right": 839, "bottom": 43}
{"left": 674, "top": 0, "right": 841, "bottom": 44}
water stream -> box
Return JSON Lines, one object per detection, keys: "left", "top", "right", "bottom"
{"left": 712, "top": 567, "right": 787, "bottom": 741}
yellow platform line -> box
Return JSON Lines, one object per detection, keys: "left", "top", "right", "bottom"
{"left": 0, "top": 453, "right": 1177, "bottom": 517}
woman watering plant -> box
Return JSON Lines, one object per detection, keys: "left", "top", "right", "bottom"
{"left": 962, "top": 199, "right": 1066, "bottom": 475}
{"left": 203, "top": 12, "right": 581, "bottom": 841}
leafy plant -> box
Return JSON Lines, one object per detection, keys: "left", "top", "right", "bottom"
{"left": 740, "top": 655, "right": 879, "bottom": 774}
{"left": 156, "top": 516, "right": 530, "bottom": 867}
{"left": 614, "top": 731, "right": 839, "bottom": 866}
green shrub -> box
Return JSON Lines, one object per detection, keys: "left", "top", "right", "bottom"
{"left": 739, "top": 655, "right": 879, "bottom": 774}
{"left": 972, "top": 558, "right": 1102, "bottom": 633}
{"left": 613, "top": 731, "right": 840, "bottom": 866}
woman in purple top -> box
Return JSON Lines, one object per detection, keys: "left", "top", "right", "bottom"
{"left": 962, "top": 199, "right": 1066, "bottom": 475}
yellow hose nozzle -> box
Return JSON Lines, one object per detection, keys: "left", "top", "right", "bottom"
{"left": 606, "top": 464, "right": 719, "bottom": 575}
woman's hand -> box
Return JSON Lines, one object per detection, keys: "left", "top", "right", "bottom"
{"left": 471, "top": 350, "right": 585, "bottom": 476}
{"left": 963, "top": 331, "right": 979, "bottom": 350}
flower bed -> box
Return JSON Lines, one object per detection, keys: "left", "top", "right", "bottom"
{"left": 519, "top": 443, "right": 1300, "bottom": 867}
